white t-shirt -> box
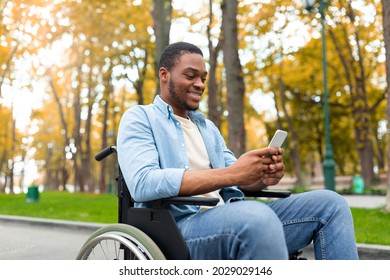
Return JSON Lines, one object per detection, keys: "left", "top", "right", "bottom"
{"left": 175, "top": 115, "right": 224, "bottom": 211}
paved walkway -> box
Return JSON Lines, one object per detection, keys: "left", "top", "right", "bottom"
{"left": 0, "top": 219, "right": 94, "bottom": 260}
{"left": 343, "top": 194, "right": 387, "bottom": 209}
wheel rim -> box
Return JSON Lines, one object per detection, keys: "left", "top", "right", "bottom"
{"left": 76, "top": 224, "right": 166, "bottom": 260}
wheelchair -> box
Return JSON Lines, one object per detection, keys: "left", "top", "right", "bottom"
{"left": 76, "top": 146, "right": 295, "bottom": 260}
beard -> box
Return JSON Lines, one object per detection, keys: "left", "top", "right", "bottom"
{"left": 168, "top": 79, "right": 199, "bottom": 111}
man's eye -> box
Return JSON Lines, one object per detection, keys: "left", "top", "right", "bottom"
{"left": 185, "top": 75, "right": 195, "bottom": 80}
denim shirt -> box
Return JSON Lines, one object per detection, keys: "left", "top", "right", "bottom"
{"left": 117, "top": 95, "right": 244, "bottom": 222}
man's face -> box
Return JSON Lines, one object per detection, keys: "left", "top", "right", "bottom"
{"left": 160, "top": 53, "right": 208, "bottom": 117}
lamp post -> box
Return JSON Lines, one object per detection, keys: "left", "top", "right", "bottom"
{"left": 301, "top": 0, "right": 335, "bottom": 191}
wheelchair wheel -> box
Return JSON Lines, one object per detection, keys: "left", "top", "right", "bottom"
{"left": 76, "top": 224, "right": 166, "bottom": 260}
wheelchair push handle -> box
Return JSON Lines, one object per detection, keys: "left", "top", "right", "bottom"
{"left": 95, "top": 145, "right": 117, "bottom": 161}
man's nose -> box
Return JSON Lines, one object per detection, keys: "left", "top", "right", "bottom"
{"left": 193, "top": 77, "right": 205, "bottom": 90}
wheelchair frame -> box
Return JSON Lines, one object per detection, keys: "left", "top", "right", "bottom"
{"left": 76, "top": 146, "right": 293, "bottom": 260}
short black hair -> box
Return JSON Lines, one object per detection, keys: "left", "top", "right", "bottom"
{"left": 158, "top": 42, "right": 203, "bottom": 71}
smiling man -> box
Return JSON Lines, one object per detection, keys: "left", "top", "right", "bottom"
{"left": 159, "top": 44, "right": 207, "bottom": 115}
{"left": 117, "top": 42, "right": 359, "bottom": 260}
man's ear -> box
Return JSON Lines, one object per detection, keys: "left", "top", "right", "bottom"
{"left": 159, "top": 67, "right": 169, "bottom": 82}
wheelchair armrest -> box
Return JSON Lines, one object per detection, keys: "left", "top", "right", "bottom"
{"left": 134, "top": 191, "right": 290, "bottom": 209}
{"left": 140, "top": 196, "right": 220, "bottom": 208}
{"left": 161, "top": 196, "right": 220, "bottom": 206}
{"left": 242, "top": 189, "right": 291, "bottom": 198}
{"left": 143, "top": 190, "right": 290, "bottom": 208}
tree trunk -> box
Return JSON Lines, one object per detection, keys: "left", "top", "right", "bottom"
{"left": 9, "top": 117, "right": 15, "bottom": 194}
{"left": 99, "top": 98, "right": 108, "bottom": 194}
{"left": 0, "top": 149, "right": 7, "bottom": 193}
{"left": 48, "top": 72, "right": 70, "bottom": 190}
{"left": 83, "top": 61, "right": 95, "bottom": 193}
{"left": 207, "top": 0, "right": 222, "bottom": 130}
{"left": 98, "top": 70, "right": 113, "bottom": 194}
{"left": 152, "top": 0, "right": 172, "bottom": 77}
{"left": 381, "top": 0, "right": 390, "bottom": 211}
{"left": 135, "top": 50, "right": 148, "bottom": 105}
{"left": 277, "top": 69, "right": 304, "bottom": 187}
{"left": 44, "top": 144, "right": 55, "bottom": 190}
{"left": 73, "top": 66, "right": 84, "bottom": 192}
{"left": 350, "top": 11, "right": 375, "bottom": 187}
{"left": 0, "top": 112, "right": 9, "bottom": 193}
{"left": 221, "top": 0, "right": 246, "bottom": 156}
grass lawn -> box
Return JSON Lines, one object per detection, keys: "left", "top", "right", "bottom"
{"left": 351, "top": 207, "right": 390, "bottom": 245}
{"left": 1, "top": 191, "right": 389, "bottom": 246}
{"left": 0, "top": 191, "right": 117, "bottom": 224}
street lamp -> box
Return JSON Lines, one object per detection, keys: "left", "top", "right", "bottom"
{"left": 301, "top": 0, "right": 335, "bottom": 191}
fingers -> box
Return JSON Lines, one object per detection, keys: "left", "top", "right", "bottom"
{"left": 248, "top": 147, "right": 284, "bottom": 172}
{"left": 251, "top": 147, "right": 284, "bottom": 158}
{"left": 267, "top": 162, "right": 285, "bottom": 173}
{"left": 265, "top": 163, "right": 284, "bottom": 182}
{"left": 234, "top": 147, "right": 285, "bottom": 186}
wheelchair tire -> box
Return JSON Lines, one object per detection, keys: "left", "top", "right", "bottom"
{"left": 76, "top": 224, "right": 166, "bottom": 260}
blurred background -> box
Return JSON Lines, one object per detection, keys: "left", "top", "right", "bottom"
{"left": 0, "top": 0, "right": 389, "bottom": 211}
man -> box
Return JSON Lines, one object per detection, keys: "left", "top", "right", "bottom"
{"left": 117, "top": 42, "right": 358, "bottom": 260}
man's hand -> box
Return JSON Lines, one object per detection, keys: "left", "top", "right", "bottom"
{"left": 236, "top": 147, "right": 285, "bottom": 191}
{"left": 179, "top": 147, "right": 285, "bottom": 196}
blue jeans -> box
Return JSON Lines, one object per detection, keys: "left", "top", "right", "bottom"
{"left": 177, "top": 190, "right": 359, "bottom": 260}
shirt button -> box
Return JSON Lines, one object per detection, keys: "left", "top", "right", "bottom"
{"left": 176, "top": 122, "right": 180, "bottom": 126}
{"left": 184, "top": 165, "right": 189, "bottom": 170}
{"left": 181, "top": 143, "right": 184, "bottom": 147}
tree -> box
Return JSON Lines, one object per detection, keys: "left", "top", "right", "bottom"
{"left": 0, "top": 0, "right": 45, "bottom": 193}
{"left": 206, "top": 0, "right": 223, "bottom": 130}
{"left": 237, "top": 1, "right": 309, "bottom": 186}
{"left": 28, "top": 0, "right": 156, "bottom": 192}
{"left": 381, "top": 0, "right": 390, "bottom": 211}
{"left": 325, "top": 0, "right": 383, "bottom": 187}
{"left": 221, "top": 0, "right": 246, "bottom": 156}
{"left": 152, "top": 0, "right": 172, "bottom": 77}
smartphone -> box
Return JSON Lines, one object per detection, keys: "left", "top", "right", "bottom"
{"left": 268, "top": 129, "right": 288, "bottom": 148}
